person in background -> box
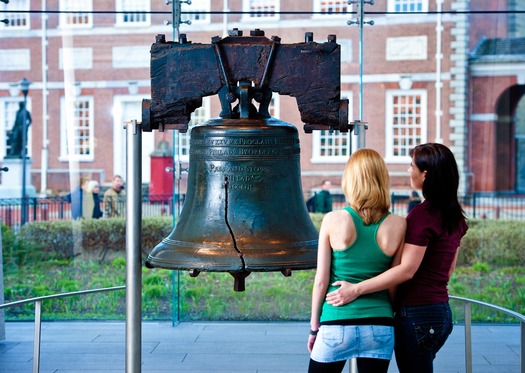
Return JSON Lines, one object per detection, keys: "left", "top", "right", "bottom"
{"left": 103, "top": 175, "right": 125, "bottom": 218}
{"left": 407, "top": 190, "right": 421, "bottom": 214}
{"left": 308, "top": 149, "right": 406, "bottom": 373}
{"left": 67, "top": 177, "right": 88, "bottom": 220}
{"left": 325, "top": 143, "right": 468, "bottom": 373}
{"left": 83, "top": 180, "right": 103, "bottom": 219}
{"left": 314, "top": 179, "right": 333, "bottom": 213}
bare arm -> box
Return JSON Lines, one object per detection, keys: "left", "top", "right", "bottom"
{"left": 325, "top": 242, "right": 427, "bottom": 306}
{"left": 387, "top": 245, "right": 403, "bottom": 302}
{"left": 308, "top": 213, "right": 333, "bottom": 353}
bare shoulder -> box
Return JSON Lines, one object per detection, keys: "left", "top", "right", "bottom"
{"left": 384, "top": 213, "right": 406, "bottom": 230}
{"left": 321, "top": 210, "right": 348, "bottom": 223}
{"left": 324, "top": 209, "right": 356, "bottom": 250}
{"left": 376, "top": 214, "right": 406, "bottom": 256}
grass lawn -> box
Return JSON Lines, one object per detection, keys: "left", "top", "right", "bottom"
{"left": 3, "top": 257, "right": 524, "bottom": 323}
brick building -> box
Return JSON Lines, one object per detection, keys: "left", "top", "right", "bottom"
{"left": 1, "top": 0, "right": 524, "bottom": 197}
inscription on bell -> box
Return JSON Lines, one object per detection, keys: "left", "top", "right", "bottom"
{"left": 193, "top": 137, "right": 298, "bottom": 146}
{"left": 208, "top": 164, "right": 270, "bottom": 174}
{"left": 191, "top": 147, "right": 296, "bottom": 157}
{"left": 209, "top": 163, "right": 267, "bottom": 191}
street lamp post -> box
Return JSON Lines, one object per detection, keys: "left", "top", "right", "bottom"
{"left": 20, "top": 77, "right": 31, "bottom": 226}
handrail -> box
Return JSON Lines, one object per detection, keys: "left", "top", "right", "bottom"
{"left": 449, "top": 295, "right": 525, "bottom": 373}
{"left": 0, "top": 286, "right": 125, "bottom": 373}
{"left": 0, "top": 290, "right": 523, "bottom": 373}
{"left": 347, "top": 295, "right": 525, "bottom": 373}
{"left": 0, "top": 286, "right": 125, "bottom": 310}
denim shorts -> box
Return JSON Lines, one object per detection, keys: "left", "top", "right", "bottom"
{"left": 310, "top": 324, "right": 394, "bottom": 363}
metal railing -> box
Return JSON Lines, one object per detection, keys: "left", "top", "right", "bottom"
{"left": 2, "top": 192, "right": 525, "bottom": 228}
{"left": 0, "top": 286, "right": 126, "bottom": 373}
{"left": 0, "top": 289, "right": 523, "bottom": 373}
{"left": 0, "top": 194, "right": 180, "bottom": 228}
{"left": 449, "top": 295, "right": 525, "bottom": 373}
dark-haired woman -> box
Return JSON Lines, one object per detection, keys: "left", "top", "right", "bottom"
{"left": 325, "top": 143, "right": 468, "bottom": 373}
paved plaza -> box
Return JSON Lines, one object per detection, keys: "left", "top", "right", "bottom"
{"left": 0, "top": 321, "right": 521, "bottom": 372}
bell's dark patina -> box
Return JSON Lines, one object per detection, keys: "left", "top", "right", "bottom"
{"left": 144, "top": 29, "right": 349, "bottom": 291}
{"left": 146, "top": 118, "right": 319, "bottom": 291}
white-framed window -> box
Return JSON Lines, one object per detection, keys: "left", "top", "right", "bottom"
{"left": 115, "top": 0, "right": 150, "bottom": 26}
{"left": 60, "top": 96, "right": 94, "bottom": 161}
{"left": 385, "top": 90, "right": 427, "bottom": 162}
{"left": 312, "top": 92, "right": 353, "bottom": 163}
{"left": 178, "top": 97, "right": 211, "bottom": 162}
{"left": 387, "top": 0, "right": 428, "bottom": 12}
{"left": 242, "top": 0, "right": 279, "bottom": 20}
{"left": 0, "top": 0, "right": 30, "bottom": 30}
{"left": 182, "top": 0, "right": 211, "bottom": 24}
{"left": 112, "top": 96, "right": 155, "bottom": 183}
{"left": 59, "top": 0, "right": 93, "bottom": 28}
{"left": 0, "top": 98, "right": 32, "bottom": 159}
{"left": 313, "top": 0, "right": 350, "bottom": 17}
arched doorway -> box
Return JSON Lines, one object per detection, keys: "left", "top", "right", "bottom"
{"left": 495, "top": 85, "right": 525, "bottom": 193}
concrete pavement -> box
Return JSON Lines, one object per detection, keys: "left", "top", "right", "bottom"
{"left": 0, "top": 321, "right": 521, "bottom": 372}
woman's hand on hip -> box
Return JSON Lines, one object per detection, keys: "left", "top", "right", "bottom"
{"left": 326, "top": 281, "right": 359, "bottom": 306}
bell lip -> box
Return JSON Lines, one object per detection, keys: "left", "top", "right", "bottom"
{"left": 145, "top": 238, "right": 319, "bottom": 272}
{"left": 144, "top": 259, "right": 317, "bottom": 273}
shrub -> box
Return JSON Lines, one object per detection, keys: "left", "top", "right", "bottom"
{"left": 1, "top": 224, "right": 44, "bottom": 267}
{"left": 17, "top": 217, "right": 173, "bottom": 262}
{"left": 458, "top": 220, "right": 525, "bottom": 266}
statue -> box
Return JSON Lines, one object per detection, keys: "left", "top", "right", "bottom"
{"left": 6, "top": 101, "right": 31, "bottom": 159}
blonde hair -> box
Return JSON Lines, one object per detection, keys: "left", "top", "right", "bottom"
{"left": 341, "top": 148, "right": 391, "bottom": 224}
{"left": 86, "top": 180, "right": 99, "bottom": 193}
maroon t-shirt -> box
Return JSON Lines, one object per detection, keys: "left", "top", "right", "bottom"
{"left": 395, "top": 200, "right": 468, "bottom": 306}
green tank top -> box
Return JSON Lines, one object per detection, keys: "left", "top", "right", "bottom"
{"left": 320, "top": 206, "right": 394, "bottom": 323}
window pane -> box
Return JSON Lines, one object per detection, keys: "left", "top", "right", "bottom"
{"left": 390, "top": 92, "right": 423, "bottom": 157}
{"left": 1, "top": 0, "right": 29, "bottom": 29}
{"left": 60, "top": 0, "right": 92, "bottom": 27}
{"left": 320, "top": 0, "right": 348, "bottom": 13}
{"left": 183, "top": 0, "right": 210, "bottom": 23}
{"left": 319, "top": 130, "right": 349, "bottom": 159}
{"left": 394, "top": 0, "right": 424, "bottom": 12}
{"left": 179, "top": 99, "right": 210, "bottom": 158}
{"left": 248, "top": 0, "right": 277, "bottom": 18}
{"left": 118, "top": 0, "right": 149, "bottom": 25}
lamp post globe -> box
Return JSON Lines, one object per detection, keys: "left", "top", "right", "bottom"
{"left": 20, "top": 78, "right": 31, "bottom": 98}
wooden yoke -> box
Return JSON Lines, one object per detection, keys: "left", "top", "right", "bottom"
{"left": 141, "top": 29, "right": 350, "bottom": 133}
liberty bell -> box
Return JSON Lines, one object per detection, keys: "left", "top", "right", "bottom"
{"left": 142, "top": 29, "right": 350, "bottom": 291}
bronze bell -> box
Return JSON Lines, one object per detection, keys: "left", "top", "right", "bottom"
{"left": 143, "top": 30, "right": 349, "bottom": 291}
{"left": 146, "top": 115, "right": 319, "bottom": 291}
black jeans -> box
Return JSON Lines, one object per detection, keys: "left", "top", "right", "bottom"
{"left": 394, "top": 302, "right": 453, "bottom": 373}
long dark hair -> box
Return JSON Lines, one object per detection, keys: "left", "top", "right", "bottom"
{"left": 410, "top": 143, "right": 466, "bottom": 232}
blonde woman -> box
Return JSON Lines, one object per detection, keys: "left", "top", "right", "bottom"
{"left": 308, "top": 148, "right": 406, "bottom": 373}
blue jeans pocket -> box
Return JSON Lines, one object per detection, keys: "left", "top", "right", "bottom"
{"left": 413, "top": 320, "right": 452, "bottom": 352}
{"left": 371, "top": 325, "right": 393, "bottom": 344}
{"left": 321, "top": 326, "right": 344, "bottom": 348}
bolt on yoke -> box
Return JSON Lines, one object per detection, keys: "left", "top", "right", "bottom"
{"left": 142, "top": 28, "right": 350, "bottom": 133}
